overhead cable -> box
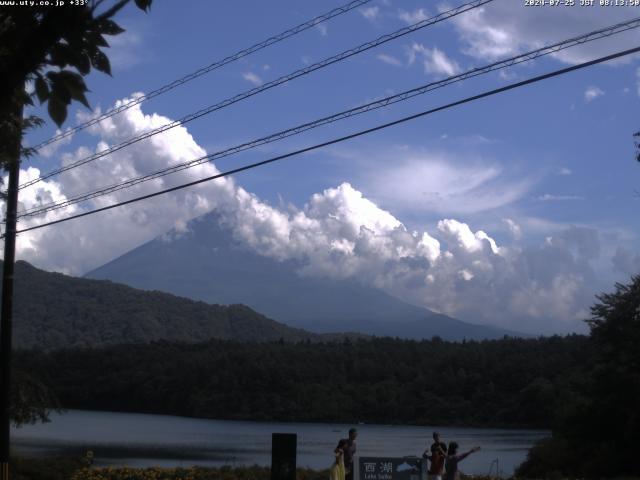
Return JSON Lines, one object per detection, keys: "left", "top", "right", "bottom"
{"left": 32, "top": 0, "right": 375, "bottom": 150}
{"left": 18, "top": 17, "right": 640, "bottom": 218}
{"left": 11, "top": 44, "right": 640, "bottom": 236}
{"left": 20, "top": 0, "right": 494, "bottom": 190}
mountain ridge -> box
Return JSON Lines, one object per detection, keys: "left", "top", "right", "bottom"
{"left": 5, "top": 260, "right": 365, "bottom": 351}
{"left": 86, "top": 212, "right": 527, "bottom": 341}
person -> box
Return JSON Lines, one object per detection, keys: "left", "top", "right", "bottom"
{"left": 430, "top": 432, "right": 447, "bottom": 456}
{"left": 422, "top": 432, "right": 447, "bottom": 480}
{"left": 444, "top": 441, "right": 480, "bottom": 480}
{"left": 330, "top": 439, "right": 347, "bottom": 480}
{"left": 342, "top": 428, "right": 358, "bottom": 480}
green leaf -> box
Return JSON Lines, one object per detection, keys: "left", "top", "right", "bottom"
{"left": 90, "top": 49, "right": 111, "bottom": 76}
{"left": 50, "top": 76, "right": 72, "bottom": 105}
{"left": 34, "top": 75, "right": 49, "bottom": 104}
{"left": 98, "top": 19, "right": 125, "bottom": 36}
{"left": 87, "top": 30, "right": 109, "bottom": 47}
{"left": 134, "top": 0, "right": 152, "bottom": 12}
{"left": 73, "top": 52, "right": 91, "bottom": 75}
{"left": 47, "top": 97, "right": 68, "bottom": 127}
{"left": 48, "top": 44, "right": 71, "bottom": 68}
{"left": 59, "top": 70, "right": 90, "bottom": 109}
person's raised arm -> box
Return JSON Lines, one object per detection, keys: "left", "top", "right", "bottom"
{"left": 454, "top": 446, "right": 480, "bottom": 462}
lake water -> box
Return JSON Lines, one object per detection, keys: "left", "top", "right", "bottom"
{"left": 11, "top": 410, "right": 548, "bottom": 476}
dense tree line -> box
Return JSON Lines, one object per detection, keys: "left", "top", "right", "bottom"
{"left": 15, "top": 335, "right": 589, "bottom": 429}
{"left": 516, "top": 276, "right": 640, "bottom": 478}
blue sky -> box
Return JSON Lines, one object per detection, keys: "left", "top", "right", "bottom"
{"left": 15, "top": 0, "right": 640, "bottom": 334}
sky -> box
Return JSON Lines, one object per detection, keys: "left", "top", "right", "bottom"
{"left": 9, "top": 0, "right": 640, "bottom": 335}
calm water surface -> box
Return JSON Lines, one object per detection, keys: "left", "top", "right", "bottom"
{"left": 11, "top": 410, "right": 548, "bottom": 476}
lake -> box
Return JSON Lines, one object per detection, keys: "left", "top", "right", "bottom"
{"left": 11, "top": 410, "right": 547, "bottom": 476}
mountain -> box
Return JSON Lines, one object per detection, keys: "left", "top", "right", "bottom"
{"left": 5, "top": 260, "right": 334, "bottom": 351}
{"left": 86, "top": 213, "right": 525, "bottom": 341}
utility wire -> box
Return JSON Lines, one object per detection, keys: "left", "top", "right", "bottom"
{"left": 18, "top": 16, "right": 640, "bottom": 218}
{"left": 32, "top": 0, "right": 374, "bottom": 150}
{"left": 11, "top": 44, "right": 640, "bottom": 237}
{"left": 20, "top": 0, "right": 494, "bottom": 190}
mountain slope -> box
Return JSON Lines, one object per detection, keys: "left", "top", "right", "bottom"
{"left": 6, "top": 260, "right": 326, "bottom": 350}
{"left": 87, "top": 213, "right": 524, "bottom": 340}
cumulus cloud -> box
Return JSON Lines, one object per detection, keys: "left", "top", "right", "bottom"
{"left": 37, "top": 129, "right": 74, "bottom": 158}
{"left": 503, "top": 218, "right": 522, "bottom": 240}
{"left": 360, "top": 6, "right": 379, "bottom": 21}
{"left": 398, "top": 8, "right": 428, "bottom": 25}
{"left": 377, "top": 53, "right": 403, "bottom": 67}
{"left": 242, "top": 72, "right": 263, "bottom": 86}
{"left": 9, "top": 94, "right": 237, "bottom": 274}
{"left": 584, "top": 86, "right": 604, "bottom": 102}
{"left": 612, "top": 246, "right": 640, "bottom": 276}
{"left": 407, "top": 43, "right": 461, "bottom": 76}
{"left": 8, "top": 96, "right": 617, "bottom": 334}
{"left": 447, "top": 3, "right": 640, "bottom": 65}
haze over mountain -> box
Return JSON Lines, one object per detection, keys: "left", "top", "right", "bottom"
{"left": 87, "top": 213, "right": 526, "bottom": 341}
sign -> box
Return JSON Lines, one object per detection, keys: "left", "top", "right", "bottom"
{"left": 358, "top": 457, "right": 423, "bottom": 480}
{"left": 271, "top": 433, "right": 297, "bottom": 480}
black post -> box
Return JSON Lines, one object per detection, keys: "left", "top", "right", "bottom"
{"left": 0, "top": 100, "right": 22, "bottom": 480}
{"left": 271, "top": 433, "right": 297, "bottom": 480}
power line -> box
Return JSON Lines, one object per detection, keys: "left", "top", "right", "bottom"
{"left": 11, "top": 44, "right": 640, "bottom": 237}
{"left": 32, "top": 0, "right": 374, "bottom": 150}
{"left": 18, "top": 16, "right": 640, "bottom": 219}
{"left": 20, "top": 0, "right": 493, "bottom": 190}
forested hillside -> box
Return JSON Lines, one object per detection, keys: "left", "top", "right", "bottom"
{"left": 15, "top": 335, "right": 589, "bottom": 428}
{"left": 6, "top": 261, "right": 333, "bottom": 349}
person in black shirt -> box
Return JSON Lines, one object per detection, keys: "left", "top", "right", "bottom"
{"left": 431, "top": 432, "right": 447, "bottom": 455}
{"left": 342, "top": 428, "right": 358, "bottom": 480}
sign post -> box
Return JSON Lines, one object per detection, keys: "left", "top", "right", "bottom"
{"left": 358, "top": 457, "right": 423, "bottom": 480}
{"left": 271, "top": 433, "right": 297, "bottom": 480}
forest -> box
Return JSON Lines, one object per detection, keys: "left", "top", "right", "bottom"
{"left": 13, "top": 275, "right": 640, "bottom": 478}
{"left": 15, "top": 335, "right": 589, "bottom": 429}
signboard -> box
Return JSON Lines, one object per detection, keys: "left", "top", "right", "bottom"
{"left": 271, "top": 433, "right": 297, "bottom": 480}
{"left": 358, "top": 457, "right": 423, "bottom": 480}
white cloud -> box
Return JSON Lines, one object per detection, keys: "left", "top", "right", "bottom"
{"left": 612, "top": 246, "right": 640, "bottom": 276}
{"left": 242, "top": 72, "right": 263, "bottom": 86}
{"left": 315, "top": 23, "right": 328, "bottom": 36}
{"left": 503, "top": 218, "right": 522, "bottom": 240}
{"left": 357, "top": 150, "right": 532, "bottom": 215}
{"left": 407, "top": 43, "right": 461, "bottom": 76}
{"left": 360, "top": 6, "right": 380, "bottom": 21}
{"left": 11, "top": 94, "right": 236, "bottom": 275}
{"left": 557, "top": 167, "right": 572, "bottom": 176}
{"left": 448, "top": 3, "right": 640, "bottom": 65}
{"left": 377, "top": 53, "right": 402, "bottom": 67}
{"left": 10, "top": 96, "right": 621, "bottom": 334}
{"left": 584, "top": 86, "right": 604, "bottom": 102}
{"left": 37, "top": 129, "right": 74, "bottom": 158}
{"left": 107, "top": 29, "right": 145, "bottom": 71}
{"left": 537, "top": 194, "right": 585, "bottom": 201}
{"left": 398, "top": 8, "right": 428, "bottom": 25}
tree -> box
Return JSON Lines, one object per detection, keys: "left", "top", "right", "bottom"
{"left": 517, "top": 276, "right": 640, "bottom": 478}
{"left": 0, "top": 2, "right": 153, "bottom": 477}
{"left": 10, "top": 369, "right": 60, "bottom": 427}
